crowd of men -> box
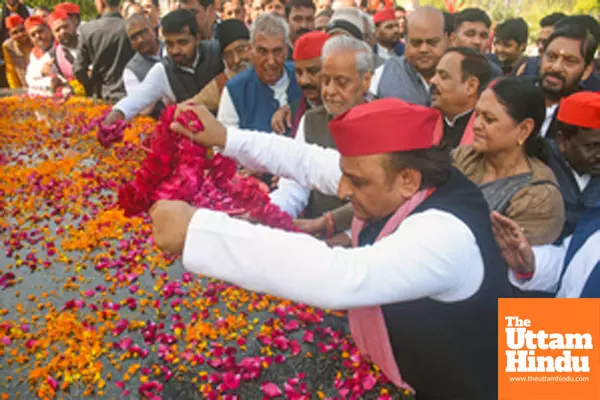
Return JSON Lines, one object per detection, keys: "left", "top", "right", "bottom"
{"left": 1, "top": 0, "right": 599, "bottom": 398}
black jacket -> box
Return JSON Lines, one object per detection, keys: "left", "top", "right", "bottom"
{"left": 73, "top": 11, "right": 134, "bottom": 102}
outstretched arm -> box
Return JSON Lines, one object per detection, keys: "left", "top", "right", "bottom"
{"left": 171, "top": 104, "right": 342, "bottom": 197}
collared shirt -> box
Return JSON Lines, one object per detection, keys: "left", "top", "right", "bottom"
{"left": 115, "top": 51, "right": 200, "bottom": 120}
{"left": 541, "top": 103, "right": 558, "bottom": 138}
{"left": 509, "top": 231, "right": 600, "bottom": 298}
{"left": 183, "top": 127, "right": 485, "bottom": 309}
{"left": 217, "top": 70, "right": 291, "bottom": 128}
{"left": 571, "top": 168, "right": 592, "bottom": 192}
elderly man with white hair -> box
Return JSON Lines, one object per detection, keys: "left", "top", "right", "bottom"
{"left": 217, "top": 12, "right": 301, "bottom": 133}
{"left": 270, "top": 35, "right": 374, "bottom": 239}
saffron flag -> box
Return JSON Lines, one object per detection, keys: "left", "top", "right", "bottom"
{"left": 498, "top": 299, "right": 600, "bottom": 399}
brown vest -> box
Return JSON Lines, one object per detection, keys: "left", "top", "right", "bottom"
{"left": 303, "top": 106, "right": 348, "bottom": 218}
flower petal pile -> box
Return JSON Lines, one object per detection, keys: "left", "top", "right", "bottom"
{"left": 0, "top": 95, "right": 408, "bottom": 400}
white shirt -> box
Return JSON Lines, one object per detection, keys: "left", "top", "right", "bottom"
{"left": 217, "top": 71, "right": 291, "bottom": 128}
{"left": 26, "top": 50, "right": 54, "bottom": 94}
{"left": 540, "top": 104, "right": 558, "bottom": 138}
{"left": 181, "top": 128, "right": 485, "bottom": 310}
{"left": 376, "top": 44, "right": 397, "bottom": 61}
{"left": 122, "top": 52, "right": 162, "bottom": 95}
{"left": 571, "top": 169, "right": 591, "bottom": 192}
{"left": 509, "top": 231, "right": 600, "bottom": 298}
{"left": 269, "top": 116, "right": 311, "bottom": 217}
{"left": 115, "top": 62, "right": 176, "bottom": 121}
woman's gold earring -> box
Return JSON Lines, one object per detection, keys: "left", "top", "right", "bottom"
{"left": 518, "top": 138, "right": 524, "bottom": 146}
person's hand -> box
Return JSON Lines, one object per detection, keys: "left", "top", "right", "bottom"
{"left": 271, "top": 104, "right": 292, "bottom": 134}
{"left": 325, "top": 232, "right": 352, "bottom": 248}
{"left": 170, "top": 103, "right": 227, "bottom": 148}
{"left": 294, "top": 216, "right": 327, "bottom": 234}
{"left": 150, "top": 199, "right": 197, "bottom": 255}
{"left": 41, "top": 58, "right": 55, "bottom": 77}
{"left": 490, "top": 211, "right": 535, "bottom": 275}
{"left": 103, "top": 109, "right": 125, "bottom": 127}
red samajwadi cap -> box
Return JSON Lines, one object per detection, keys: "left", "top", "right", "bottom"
{"left": 293, "top": 31, "right": 330, "bottom": 61}
{"left": 329, "top": 99, "right": 442, "bottom": 157}
{"left": 54, "top": 2, "right": 81, "bottom": 15}
{"left": 25, "top": 16, "right": 48, "bottom": 33}
{"left": 557, "top": 92, "right": 600, "bottom": 130}
{"left": 373, "top": 9, "right": 395, "bottom": 24}
{"left": 5, "top": 14, "right": 24, "bottom": 30}
{"left": 48, "top": 11, "right": 70, "bottom": 27}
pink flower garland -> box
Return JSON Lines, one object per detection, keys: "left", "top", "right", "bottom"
{"left": 118, "top": 105, "right": 300, "bottom": 232}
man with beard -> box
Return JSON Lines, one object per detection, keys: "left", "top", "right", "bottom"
{"left": 103, "top": 9, "right": 223, "bottom": 123}
{"left": 372, "top": 9, "right": 404, "bottom": 61}
{"left": 546, "top": 92, "right": 600, "bottom": 240}
{"left": 369, "top": 6, "right": 446, "bottom": 106}
{"left": 186, "top": 19, "right": 251, "bottom": 114}
{"left": 517, "top": 13, "right": 565, "bottom": 77}
{"left": 47, "top": 11, "right": 78, "bottom": 82}
{"left": 430, "top": 47, "right": 491, "bottom": 150}
{"left": 2, "top": 14, "right": 32, "bottom": 88}
{"left": 217, "top": 13, "right": 300, "bottom": 132}
{"left": 0, "top": 0, "right": 30, "bottom": 88}
{"left": 54, "top": 3, "right": 82, "bottom": 29}
{"left": 270, "top": 35, "right": 371, "bottom": 241}
{"left": 271, "top": 31, "right": 330, "bottom": 137}
{"left": 175, "top": 0, "right": 218, "bottom": 40}
{"left": 286, "top": 0, "right": 315, "bottom": 46}
{"left": 122, "top": 14, "right": 164, "bottom": 118}
{"left": 490, "top": 18, "right": 528, "bottom": 76}
{"left": 536, "top": 25, "right": 597, "bottom": 139}
{"left": 24, "top": 16, "right": 57, "bottom": 93}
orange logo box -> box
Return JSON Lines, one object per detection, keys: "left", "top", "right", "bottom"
{"left": 498, "top": 298, "right": 600, "bottom": 400}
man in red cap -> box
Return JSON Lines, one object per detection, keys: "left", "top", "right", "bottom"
{"left": 54, "top": 2, "right": 82, "bottom": 28}
{"left": 150, "top": 98, "right": 512, "bottom": 400}
{"left": 372, "top": 8, "right": 403, "bottom": 60}
{"left": 2, "top": 14, "right": 32, "bottom": 88}
{"left": 24, "top": 15, "right": 57, "bottom": 93}
{"left": 1, "top": 0, "right": 30, "bottom": 88}
{"left": 272, "top": 30, "right": 330, "bottom": 136}
{"left": 546, "top": 91, "right": 600, "bottom": 241}
{"left": 47, "top": 11, "right": 78, "bottom": 82}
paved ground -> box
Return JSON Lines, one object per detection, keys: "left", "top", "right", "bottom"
{"left": 0, "top": 96, "right": 411, "bottom": 399}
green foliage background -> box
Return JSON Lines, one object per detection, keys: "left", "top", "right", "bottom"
{"left": 26, "top": 0, "right": 98, "bottom": 20}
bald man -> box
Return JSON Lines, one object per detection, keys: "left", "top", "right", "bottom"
{"left": 369, "top": 7, "right": 446, "bottom": 106}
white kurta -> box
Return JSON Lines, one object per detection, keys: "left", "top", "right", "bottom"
{"left": 25, "top": 51, "right": 53, "bottom": 94}
{"left": 114, "top": 62, "right": 177, "bottom": 121}
{"left": 182, "top": 128, "right": 485, "bottom": 310}
{"left": 509, "top": 231, "right": 600, "bottom": 298}
{"left": 216, "top": 71, "right": 291, "bottom": 129}
{"left": 268, "top": 116, "right": 311, "bottom": 217}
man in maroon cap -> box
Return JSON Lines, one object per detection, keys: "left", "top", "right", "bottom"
{"left": 150, "top": 98, "right": 512, "bottom": 399}
{"left": 47, "top": 11, "right": 78, "bottom": 82}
